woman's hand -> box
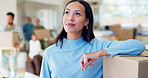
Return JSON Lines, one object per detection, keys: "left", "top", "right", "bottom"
{"left": 80, "top": 49, "right": 109, "bottom": 71}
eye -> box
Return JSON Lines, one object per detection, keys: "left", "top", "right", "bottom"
{"left": 75, "top": 12, "right": 81, "bottom": 16}
{"left": 64, "top": 11, "right": 70, "bottom": 15}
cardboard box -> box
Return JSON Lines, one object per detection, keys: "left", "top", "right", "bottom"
{"left": 136, "top": 35, "right": 148, "bottom": 44}
{"left": 103, "top": 55, "right": 148, "bottom": 78}
{"left": 116, "top": 28, "right": 134, "bottom": 40}
{"left": 110, "top": 24, "right": 121, "bottom": 32}
{"left": 34, "top": 29, "right": 50, "bottom": 40}
{"left": 0, "top": 32, "right": 19, "bottom": 49}
{"left": 141, "top": 50, "right": 148, "bottom": 56}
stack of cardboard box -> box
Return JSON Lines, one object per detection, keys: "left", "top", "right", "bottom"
{"left": 110, "top": 24, "right": 121, "bottom": 34}
{"left": 34, "top": 29, "right": 50, "bottom": 40}
{"left": 110, "top": 24, "right": 134, "bottom": 40}
{"left": 103, "top": 52, "right": 148, "bottom": 78}
{"left": 116, "top": 28, "right": 134, "bottom": 40}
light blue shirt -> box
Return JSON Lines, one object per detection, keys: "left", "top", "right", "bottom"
{"left": 40, "top": 37, "right": 145, "bottom": 78}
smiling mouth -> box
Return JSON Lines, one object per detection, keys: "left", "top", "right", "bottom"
{"left": 66, "top": 23, "right": 76, "bottom": 27}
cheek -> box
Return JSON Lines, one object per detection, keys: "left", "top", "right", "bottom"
{"left": 10, "top": 20, "right": 13, "bottom": 22}
{"left": 76, "top": 18, "right": 86, "bottom": 28}
{"left": 62, "top": 16, "right": 67, "bottom": 25}
{"left": 8, "top": 19, "right": 13, "bottom": 22}
{"left": 7, "top": 20, "right": 11, "bottom": 23}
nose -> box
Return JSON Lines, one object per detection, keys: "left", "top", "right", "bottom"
{"left": 68, "top": 14, "right": 74, "bottom": 21}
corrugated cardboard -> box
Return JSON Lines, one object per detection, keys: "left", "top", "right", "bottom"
{"left": 136, "top": 35, "right": 148, "bottom": 44}
{"left": 0, "top": 32, "right": 19, "bottom": 49}
{"left": 34, "top": 29, "right": 50, "bottom": 40}
{"left": 110, "top": 24, "right": 121, "bottom": 33}
{"left": 116, "top": 28, "right": 134, "bottom": 40}
{"left": 141, "top": 50, "right": 148, "bottom": 56}
{"left": 103, "top": 55, "right": 148, "bottom": 78}
{"left": 110, "top": 24, "right": 121, "bottom": 40}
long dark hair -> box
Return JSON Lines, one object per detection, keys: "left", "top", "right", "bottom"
{"left": 55, "top": 0, "right": 95, "bottom": 48}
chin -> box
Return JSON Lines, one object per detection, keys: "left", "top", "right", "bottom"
{"left": 64, "top": 28, "right": 74, "bottom": 32}
{"left": 66, "top": 31, "right": 76, "bottom": 33}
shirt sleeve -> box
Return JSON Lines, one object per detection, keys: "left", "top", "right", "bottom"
{"left": 16, "top": 26, "right": 25, "bottom": 48}
{"left": 95, "top": 39, "right": 146, "bottom": 57}
{"left": 40, "top": 51, "right": 51, "bottom": 78}
{"left": 0, "top": 26, "right": 5, "bottom": 32}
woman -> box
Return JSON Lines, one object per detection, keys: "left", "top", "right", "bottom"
{"left": 40, "top": 0, "right": 145, "bottom": 78}
{"left": 29, "top": 34, "right": 42, "bottom": 59}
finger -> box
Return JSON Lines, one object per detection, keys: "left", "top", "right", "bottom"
{"left": 80, "top": 57, "right": 84, "bottom": 67}
{"left": 80, "top": 57, "right": 85, "bottom": 71}
{"left": 85, "top": 61, "right": 92, "bottom": 66}
{"left": 84, "top": 57, "right": 88, "bottom": 67}
{"left": 85, "top": 61, "right": 94, "bottom": 67}
{"left": 88, "top": 63, "right": 94, "bottom": 66}
{"left": 88, "top": 59, "right": 96, "bottom": 63}
{"left": 82, "top": 61, "right": 94, "bottom": 71}
{"left": 83, "top": 58, "right": 92, "bottom": 70}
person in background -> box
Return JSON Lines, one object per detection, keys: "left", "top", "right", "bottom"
{"left": 22, "top": 17, "right": 34, "bottom": 52}
{"left": 34, "top": 19, "right": 45, "bottom": 29}
{"left": 25, "top": 34, "right": 43, "bottom": 76}
{"left": 29, "top": 34, "right": 42, "bottom": 59}
{"left": 40, "top": 0, "right": 146, "bottom": 78}
{"left": 0, "top": 12, "right": 24, "bottom": 77}
{"left": 34, "top": 19, "right": 45, "bottom": 49}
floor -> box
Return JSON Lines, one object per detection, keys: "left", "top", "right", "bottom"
{"left": 0, "top": 68, "right": 25, "bottom": 78}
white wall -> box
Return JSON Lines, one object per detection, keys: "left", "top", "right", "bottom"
{"left": 17, "top": 0, "right": 67, "bottom": 29}
{"left": 0, "top": 0, "right": 17, "bottom": 27}
{"left": 23, "top": 0, "right": 64, "bottom": 6}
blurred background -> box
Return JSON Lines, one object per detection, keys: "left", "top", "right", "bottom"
{"left": 0, "top": 0, "right": 148, "bottom": 31}
{"left": 0, "top": 0, "right": 148, "bottom": 78}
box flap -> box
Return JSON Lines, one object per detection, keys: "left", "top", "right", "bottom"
{"left": 117, "top": 55, "right": 148, "bottom": 62}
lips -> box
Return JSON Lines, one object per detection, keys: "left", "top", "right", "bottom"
{"left": 66, "top": 23, "right": 75, "bottom": 27}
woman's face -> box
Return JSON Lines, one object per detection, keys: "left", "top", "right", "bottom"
{"left": 63, "top": 2, "right": 89, "bottom": 34}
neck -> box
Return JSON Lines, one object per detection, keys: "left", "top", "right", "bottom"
{"left": 33, "top": 39, "right": 37, "bottom": 41}
{"left": 37, "top": 24, "right": 40, "bottom": 26}
{"left": 28, "top": 22, "right": 32, "bottom": 24}
{"left": 67, "top": 32, "right": 82, "bottom": 40}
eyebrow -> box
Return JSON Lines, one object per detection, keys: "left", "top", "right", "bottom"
{"left": 75, "top": 10, "right": 81, "bottom": 12}
{"left": 65, "top": 8, "right": 70, "bottom": 11}
{"left": 65, "top": 8, "right": 82, "bottom": 12}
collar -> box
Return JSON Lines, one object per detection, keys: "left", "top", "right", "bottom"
{"left": 62, "top": 36, "right": 87, "bottom": 49}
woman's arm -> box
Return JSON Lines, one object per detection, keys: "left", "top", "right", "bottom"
{"left": 80, "top": 39, "right": 146, "bottom": 71}
{"left": 104, "top": 39, "right": 146, "bottom": 56}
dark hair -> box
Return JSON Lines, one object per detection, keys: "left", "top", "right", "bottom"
{"left": 6, "top": 12, "right": 15, "bottom": 19}
{"left": 55, "top": 0, "right": 95, "bottom": 48}
{"left": 104, "top": 25, "right": 110, "bottom": 30}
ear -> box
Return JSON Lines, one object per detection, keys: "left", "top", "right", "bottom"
{"left": 84, "top": 18, "right": 89, "bottom": 26}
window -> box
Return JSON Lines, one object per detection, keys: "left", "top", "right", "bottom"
{"left": 100, "top": 0, "right": 148, "bottom": 27}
